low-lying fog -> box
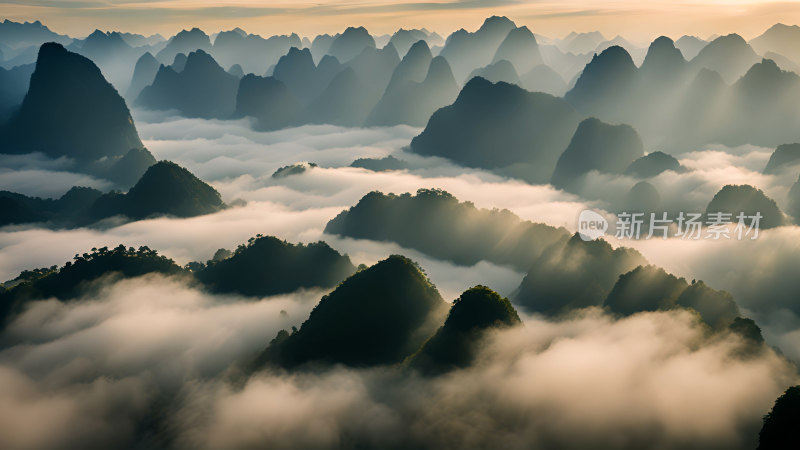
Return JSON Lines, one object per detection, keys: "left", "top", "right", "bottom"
{"left": 2, "top": 111, "right": 800, "bottom": 449}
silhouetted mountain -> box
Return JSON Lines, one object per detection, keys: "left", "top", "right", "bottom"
{"left": 310, "top": 34, "right": 335, "bottom": 63}
{"left": 126, "top": 52, "right": 159, "bottom": 100}
{"left": 3, "top": 43, "right": 143, "bottom": 161}
{"left": 625, "top": 180, "right": 661, "bottom": 214}
{"left": 468, "top": 59, "right": 520, "bottom": 85}
{"left": 234, "top": 74, "right": 301, "bottom": 130}
{"left": 314, "top": 54, "right": 344, "bottom": 90}
{"left": 118, "top": 31, "right": 165, "bottom": 48}
{"left": 723, "top": 59, "right": 800, "bottom": 146}
{"left": 0, "top": 19, "right": 71, "bottom": 49}
{"left": 596, "top": 36, "right": 646, "bottom": 64}
{"left": 625, "top": 151, "right": 686, "bottom": 178}
{"left": 197, "top": 235, "right": 355, "bottom": 297}
{"left": 301, "top": 44, "right": 398, "bottom": 126}
{"left": 705, "top": 184, "right": 785, "bottom": 229}
{"left": 212, "top": 29, "right": 301, "bottom": 75}
{"left": 410, "top": 285, "right": 520, "bottom": 374}
{"left": 764, "top": 143, "right": 800, "bottom": 174}
{"left": 327, "top": 26, "right": 375, "bottom": 63}
{"left": 539, "top": 41, "right": 592, "bottom": 82}
{"left": 674, "top": 35, "right": 707, "bottom": 60}
{"left": 690, "top": 34, "right": 759, "bottom": 83}
{"left": 346, "top": 43, "right": 400, "bottom": 95}
{"left": 89, "top": 161, "right": 224, "bottom": 221}
{"left": 676, "top": 280, "right": 741, "bottom": 329}
{"left": 74, "top": 29, "right": 132, "bottom": 61}
{"left": 325, "top": 189, "right": 569, "bottom": 272}
{"left": 763, "top": 51, "right": 800, "bottom": 72}
{"left": 0, "top": 186, "right": 102, "bottom": 226}
{"left": 66, "top": 29, "right": 146, "bottom": 103}
{"left": 640, "top": 36, "right": 687, "bottom": 82}
{"left": 602, "top": 265, "right": 742, "bottom": 329}
{"left": 410, "top": 77, "right": 580, "bottom": 183}
{"left": 731, "top": 320, "right": 768, "bottom": 358}
{"left": 271, "top": 162, "right": 317, "bottom": 178}
{"left": 558, "top": 31, "right": 606, "bottom": 54}
{"left": 519, "top": 64, "right": 567, "bottom": 96}
{"left": 492, "top": 26, "right": 543, "bottom": 74}
{"left": 137, "top": 49, "right": 238, "bottom": 119}
{"left": 439, "top": 16, "right": 517, "bottom": 83}
{"left": 0, "top": 62, "right": 33, "bottom": 123}
{"left": 171, "top": 52, "right": 187, "bottom": 72}
{"left": 366, "top": 55, "right": 458, "bottom": 126}
{"left": 551, "top": 118, "right": 644, "bottom": 192}
{"left": 272, "top": 47, "right": 319, "bottom": 103}
{"left": 256, "top": 255, "right": 447, "bottom": 369}
{"left": 513, "top": 233, "right": 646, "bottom": 315}
{"left": 0, "top": 194, "right": 46, "bottom": 226}
{"left": 0, "top": 244, "right": 184, "bottom": 324}
{"left": 758, "top": 385, "right": 800, "bottom": 450}
{"left": 604, "top": 265, "right": 686, "bottom": 316}
{"left": 751, "top": 23, "right": 800, "bottom": 66}
{"left": 668, "top": 68, "right": 728, "bottom": 149}
{"left": 156, "top": 28, "right": 211, "bottom": 64}
{"left": 302, "top": 67, "right": 368, "bottom": 125}
{"left": 389, "top": 29, "right": 429, "bottom": 57}
{"left": 565, "top": 46, "right": 638, "bottom": 121}
{"left": 350, "top": 155, "right": 409, "bottom": 171}
{"left": 227, "top": 64, "right": 244, "bottom": 78}
{"left": 383, "top": 40, "right": 432, "bottom": 93}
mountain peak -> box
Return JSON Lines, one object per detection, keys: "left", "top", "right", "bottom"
{"left": 492, "top": 25, "right": 543, "bottom": 72}
{"left": 691, "top": 32, "right": 759, "bottom": 82}
{"left": 6, "top": 42, "right": 143, "bottom": 161}
{"left": 410, "top": 285, "right": 521, "bottom": 373}
{"left": 183, "top": 49, "right": 225, "bottom": 74}
{"left": 640, "top": 35, "right": 686, "bottom": 75}
{"left": 257, "top": 254, "right": 446, "bottom": 369}
{"left": 125, "top": 160, "right": 224, "bottom": 217}
{"left": 551, "top": 117, "right": 644, "bottom": 191}
{"left": 479, "top": 16, "right": 516, "bottom": 32}
{"left": 328, "top": 26, "right": 376, "bottom": 62}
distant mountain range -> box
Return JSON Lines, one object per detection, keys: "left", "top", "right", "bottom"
{"left": 3, "top": 18, "right": 800, "bottom": 208}
{"left": 3, "top": 17, "right": 797, "bottom": 140}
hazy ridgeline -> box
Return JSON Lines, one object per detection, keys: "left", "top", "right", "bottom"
{"left": 2, "top": 15, "right": 800, "bottom": 450}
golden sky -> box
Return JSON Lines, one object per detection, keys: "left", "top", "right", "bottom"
{"left": 2, "top": 1, "right": 799, "bottom": 42}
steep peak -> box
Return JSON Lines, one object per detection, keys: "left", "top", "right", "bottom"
{"left": 7, "top": 42, "right": 143, "bottom": 161}
{"left": 445, "top": 285, "right": 521, "bottom": 332}
{"left": 736, "top": 58, "right": 799, "bottom": 89}
{"left": 694, "top": 33, "right": 756, "bottom": 61}
{"left": 478, "top": 16, "right": 516, "bottom": 33}
{"left": 183, "top": 49, "right": 224, "bottom": 73}
{"left": 136, "top": 51, "right": 157, "bottom": 65}
{"left": 171, "top": 52, "right": 187, "bottom": 71}
{"left": 592, "top": 45, "right": 636, "bottom": 67}
{"left": 512, "top": 25, "right": 535, "bottom": 38}
{"left": 87, "top": 29, "right": 107, "bottom": 39}
{"left": 425, "top": 55, "right": 456, "bottom": 83}
{"left": 640, "top": 35, "right": 686, "bottom": 73}
{"left": 405, "top": 39, "right": 432, "bottom": 61}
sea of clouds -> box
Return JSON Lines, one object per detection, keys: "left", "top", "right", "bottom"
{"left": 1, "top": 112, "right": 800, "bottom": 449}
